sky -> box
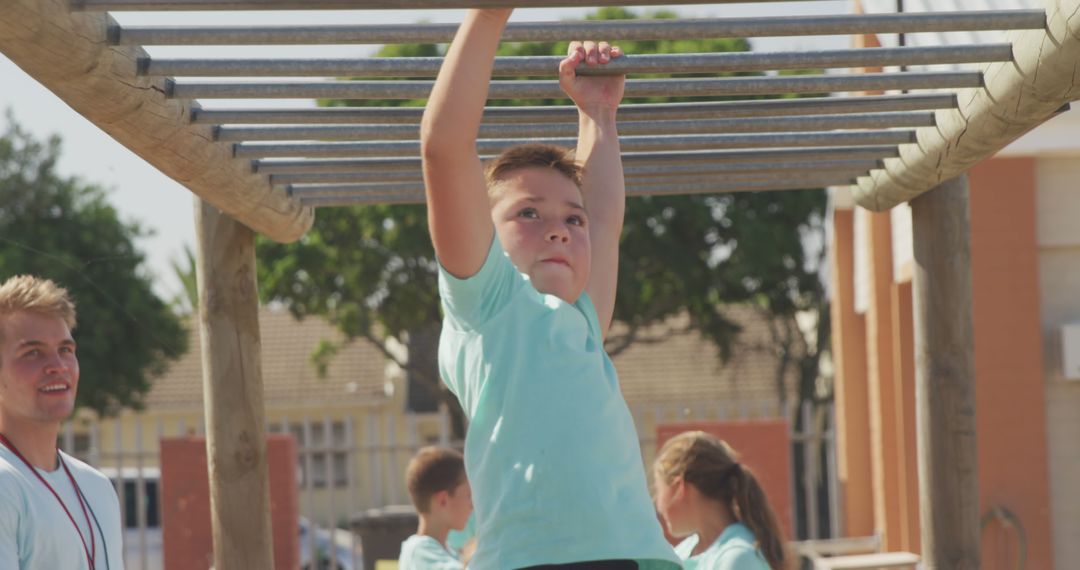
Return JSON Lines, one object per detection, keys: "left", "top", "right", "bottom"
{"left": 0, "top": 2, "right": 850, "bottom": 300}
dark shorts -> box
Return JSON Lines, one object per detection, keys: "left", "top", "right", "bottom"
{"left": 521, "top": 561, "right": 637, "bottom": 570}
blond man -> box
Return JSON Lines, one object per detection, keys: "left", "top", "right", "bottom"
{"left": 0, "top": 275, "right": 124, "bottom": 569}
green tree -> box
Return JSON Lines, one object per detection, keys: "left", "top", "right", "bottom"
{"left": 169, "top": 244, "right": 199, "bottom": 316}
{"left": 258, "top": 7, "right": 829, "bottom": 433}
{"left": 0, "top": 116, "right": 188, "bottom": 415}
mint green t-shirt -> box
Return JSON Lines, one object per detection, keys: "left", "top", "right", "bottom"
{"left": 446, "top": 513, "right": 475, "bottom": 553}
{"left": 438, "top": 238, "right": 681, "bottom": 570}
{"left": 399, "top": 535, "right": 462, "bottom": 570}
{"left": 674, "top": 523, "right": 770, "bottom": 570}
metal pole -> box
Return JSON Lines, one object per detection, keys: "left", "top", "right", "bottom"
{"left": 291, "top": 175, "right": 846, "bottom": 202}
{"left": 302, "top": 417, "right": 317, "bottom": 567}
{"left": 267, "top": 158, "right": 882, "bottom": 185}
{"left": 75, "top": 0, "right": 840, "bottom": 11}
{"left": 233, "top": 130, "right": 915, "bottom": 158}
{"left": 216, "top": 112, "right": 935, "bottom": 141}
{"left": 253, "top": 146, "right": 899, "bottom": 173}
{"left": 297, "top": 176, "right": 847, "bottom": 206}
{"left": 910, "top": 175, "right": 980, "bottom": 570}
{"left": 324, "top": 416, "right": 338, "bottom": 570}
{"left": 145, "top": 45, "right": 1011, "bottom": 77}
{"left": 114, "top": 11, "right": 1046, "bottom": 45}
{"left": 168, "top": 72, "right": 982, "bottom": 100}
{"left": 191, "top": 94, "right": 956, "bottom": 124}
{"left": 286, "top": 172, "right": 858, "bottom": 197}
{"left": 275, "top": 167, "right": 872, "bottom": 188}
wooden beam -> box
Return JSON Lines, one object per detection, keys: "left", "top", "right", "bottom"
{"left": 195, "top": 198, "right": 275, "bottom": 570}
{"left": 854, "top": 0, "right": 1080, "bottom": 211}
{"left": 910, "top": 175, "right": 979, "bottom": 569}
{"left": 0, "top": 0, "right": 312, "bottom": 243}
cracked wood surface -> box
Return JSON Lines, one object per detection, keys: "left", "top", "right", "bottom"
{"left": 853, "top": 0, "right": 1080, "bottom": 211}
{"left": 0, "top": 0, "right": 313, "bottom": 242}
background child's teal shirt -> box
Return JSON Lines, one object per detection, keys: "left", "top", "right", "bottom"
{"left": 438, "top": 237, "right": 681, "bottom": 570}
{"left": 399, "top": 534, "right": 462, "bottom": 570}
{"left": 674, "top": 523, "right": 770, "bottom": 570}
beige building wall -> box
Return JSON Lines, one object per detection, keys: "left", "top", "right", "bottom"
{"left": 63, "top": 304, "right": 800, "bottom": 528}
{"left": 68, "top": 399, "right": 447, "bottom": 526}
{"left": 1035, "top": 156, "right": 1080, "bottom": 569}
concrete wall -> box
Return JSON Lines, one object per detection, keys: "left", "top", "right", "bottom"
{"left": 829, "top": 209, "right": 874, "bottom": 537}
{"left": 968, "top": 159, "right": 1055, "bottom": 570}
{"left": 830, "top": 157, "right": 1058, "bottom": 567}
{"left": 1035, "top": 156, "right": 1080, "bottom": 569}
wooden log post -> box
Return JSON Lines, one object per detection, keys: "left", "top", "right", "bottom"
{"left": 909, "top": 174, "right": 979, "bottom": 569}
{"left": 194, "top": 197, "right": 275, "bottom": 570}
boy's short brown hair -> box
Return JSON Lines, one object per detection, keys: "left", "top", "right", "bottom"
{"left": 405, "top": 446, "right": 466, "bottom": 514}
{"left": 0, "top": 276, "right": 77, "bottom": 363}
{"left": 484, "top": 143, "right": 583, "bottom": 200}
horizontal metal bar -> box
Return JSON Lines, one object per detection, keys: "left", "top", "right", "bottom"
{"left": 219, "top": 112, "right": 935, "bottom": 142}
{"left": 303, "top": 193, "right": 425, "bottom": 207}
{"left": 272, "top": 171, "right": 423, "bottom": 185}
{"left": 253, "top": 145, "right": 899, "bottom": 173}
{"left": 290, "top": 172, "right": 857, "bottom": 197}
{"left": 192, "top": 94, "right": 957, "bottom": 125}
{"left": 292, "top": 183, "right": 426, "bottom": 196}
{"left": 170, "top": 72, "right": 982, "bottom": 100}
{"left": 268, "top": 158, "right": 882, "bottom": 186}
{"left": 220, "top": 124, "right": 415, "bottom": 142}
{"left": 115, "top": 11, "right": 1046, "bottom": 45}
{"left": 145, "top": 45, "right": 1012, "bottom": 78}
{"left": 636, "top": 177, "right": 852, "bottom": 194}
{"left": 258, "top": 157, "right": 424, "bottom": 174}
{"left": 622, "top": 160, "right": 878, "bottom": 178}
{"left": 299, "top": 176, "right": 849, "bottom": 207}
{"left": 76, "top": 0, "right": 823, "bottom": 11}
{"left": 234, "top": 130, "right": 916, "bottom": 158}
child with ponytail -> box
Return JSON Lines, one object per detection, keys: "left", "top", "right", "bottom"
{"left": 653, "top": 431, "right": 790, "bottom": 570}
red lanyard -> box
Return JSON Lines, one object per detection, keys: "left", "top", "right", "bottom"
{"left": 0, "top": 433, "right": 96, "bottom": 569}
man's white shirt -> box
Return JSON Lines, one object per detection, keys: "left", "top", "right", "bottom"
{"left": 0, "top": 446, "right": 125, "bottom": 569}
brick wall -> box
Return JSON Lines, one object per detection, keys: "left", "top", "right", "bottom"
{"left": 160, "top": 434, "right": 299, "bottom": 570}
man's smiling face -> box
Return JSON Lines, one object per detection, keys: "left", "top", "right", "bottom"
{"left": 0, "top": 310, "right": 80, "bottom": 429}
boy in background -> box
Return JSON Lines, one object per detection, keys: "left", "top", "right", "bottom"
{"left": 399, "top": 447, "right": 473, "bottom": 570}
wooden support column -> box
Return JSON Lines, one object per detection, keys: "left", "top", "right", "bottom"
{"left": 864, "top": 210, "right": 901, "bottom": 549}
{"left": 910, "top": 175, "right": 979, "bottom": 569}
{"left": 828, "top": 208, "right": 874, "bottom": 537}
{"left": 194, "top": 198, "right": 275, "bottom": 570}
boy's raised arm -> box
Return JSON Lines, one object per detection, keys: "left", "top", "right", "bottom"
{"left": 560, "top": 41, "right": 626, "bottom": 337}
{"left": 421, "top": 9, "right": 511, "bottom": 279}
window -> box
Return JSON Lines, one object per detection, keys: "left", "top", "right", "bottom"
{"left": 57, "top": 432, "right": 92, "bottom": 458}
{"left": 121, "top": 479, "right": 160, "bottom": 529}
{"left": 286, "top": 421, "right": 349, "bottom": 489}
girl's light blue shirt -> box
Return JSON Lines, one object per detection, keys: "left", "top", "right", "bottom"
{"left": 674, "top": 523, "right": 770, "bottom": 570}
{"left": 438, "top": 238, "right": 681, "bottom": 570}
